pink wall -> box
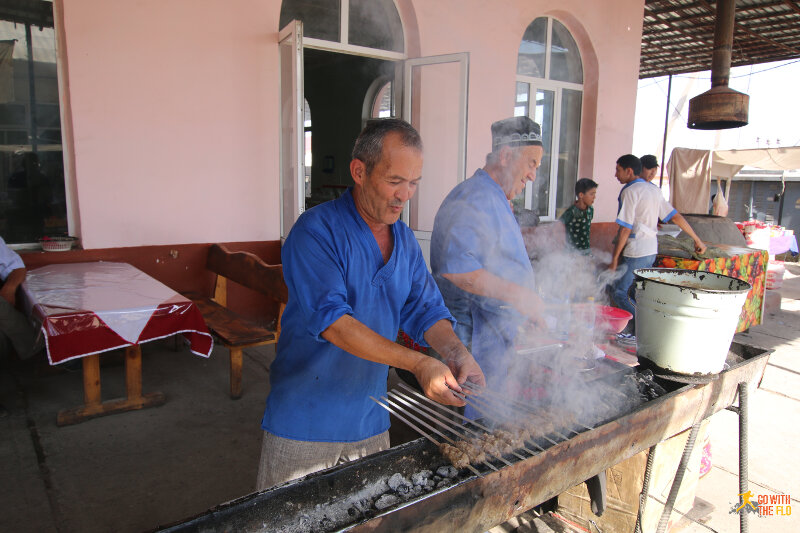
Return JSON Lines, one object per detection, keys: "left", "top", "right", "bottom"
{"left": 409, "top": 0, "right": 644, "bottom": 224}
{"left": 57, "top": 0, "right": 643, "bottom": 248}
{"left": 59, "top": 1, "right": 283, "bottom": 248}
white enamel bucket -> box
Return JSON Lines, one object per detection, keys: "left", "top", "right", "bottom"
{"left": 633, "top": 268, "right": 751, "bottom": 375}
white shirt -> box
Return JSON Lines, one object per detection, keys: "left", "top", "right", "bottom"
{"left": 616, "top": 179, "right": 677, "bottom": 258}
{"left": 0, "top": 236, "right": 25, "bottom": 281}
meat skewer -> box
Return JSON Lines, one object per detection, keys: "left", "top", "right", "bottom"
{"left": 397, "top": 383, "right": 543, "bottom": 456}
{"left": 388, "top": 391, "right": 516, "bottom": 465}
{"left": 370, "top": 396, "right": 485, "bottom": 476}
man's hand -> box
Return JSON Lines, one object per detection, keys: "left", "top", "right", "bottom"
{"left": 410, "top": 356, "right": 468, "bottom": 406}
{"left": 442, "top": 350, "right": 486, "bottom": 387}
{"left": 510, "top": 288, "right": 545, "bottom": 328}
{"left": 423, "top": 319, "right": 486, "bottom": 390}
{"left": 694, "top": 239, "right": 707, "bottom": 255}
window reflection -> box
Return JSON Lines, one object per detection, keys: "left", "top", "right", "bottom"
{"left": 280, "top": 0, "right": 341, "bottom": 42}
{"left": 550, "top": 20, "right": 583, "bottom": 84}
{"left": 0, "top": 5, "right": 67, "bottom": 244}
{"left": 349, "top": 0, "right": 404, "bottom": 52}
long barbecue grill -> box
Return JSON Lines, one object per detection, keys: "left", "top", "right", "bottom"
{"left": 157, "top": 341, "right": 770, "bottom": 533}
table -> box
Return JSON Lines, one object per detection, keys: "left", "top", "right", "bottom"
{"left": 655, "top": 244, "right": 768, "bottom": 333}
{"left": 21, "top": 262, "right": 213, "bottom": 425}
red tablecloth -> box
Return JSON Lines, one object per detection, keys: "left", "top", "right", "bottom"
{"left": 22, "top": 262, "right": 213, "bottom": 364}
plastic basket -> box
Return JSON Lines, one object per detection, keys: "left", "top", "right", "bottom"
{"left": 39, "top": 236, "right": 78, "bottom": 252}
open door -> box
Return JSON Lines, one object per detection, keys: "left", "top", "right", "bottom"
{"left": 279, "top": 20, "right": 305, "bottom": 240}
{"left": 402, "top": 53, "right": 469, "bottom": 233}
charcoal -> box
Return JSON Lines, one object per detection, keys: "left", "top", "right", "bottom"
{"left": 388, "top": 473, "right": 413, "bottom": 494}
{"left": 411, "top": 469, "right": 433, "bottom": 486}
{"left": 436, "top": 465, "right": 459, "bottom": 478}
{"left": 374, "top": 494, "right": 401, "bottom": 510}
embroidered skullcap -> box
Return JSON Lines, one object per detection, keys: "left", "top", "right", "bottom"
{"left": 491, "top": 116, "right": 543, "bottom": 149}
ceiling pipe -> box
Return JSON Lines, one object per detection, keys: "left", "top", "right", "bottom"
{"left": 687, "top": 0, "right": 749, "bottom": 130}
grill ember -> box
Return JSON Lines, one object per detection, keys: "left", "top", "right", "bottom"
{"left": 374, "top": 366, "right": 663, "bottom": 475}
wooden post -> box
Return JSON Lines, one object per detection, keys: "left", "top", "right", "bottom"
{"left": 125, "top": 345, "right": 143, "bottom": 401}
{"left": 230, "top": 347, "right": 243, "bottom": 399}
{"left": 83, "top": 354, "right": 101, "bottom": 407}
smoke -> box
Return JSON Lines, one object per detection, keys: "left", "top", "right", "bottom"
{"left": 471, "top": 222, "right": 639, "bottom": 429}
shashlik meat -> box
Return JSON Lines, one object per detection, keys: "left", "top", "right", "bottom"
{"left": 454, "top": 439, "right": 487, "bottom": 464}
{"left": 438, "top": 443, "right": 471, "bottom": 469}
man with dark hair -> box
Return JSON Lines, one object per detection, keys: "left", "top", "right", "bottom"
{"left": 257, "top": 119, "right": 485, "bottom": 489}
{"left": 610, "top": 154, "right": 706, "bottom": 337}
{"left": 430, "top": 116, "right": 544, "bottom": 412}
{"left": 560, "top": 178, "right": 598, "bottom": 254}
{"left": 639, "top": 154, "right": 659, "bottom": 182}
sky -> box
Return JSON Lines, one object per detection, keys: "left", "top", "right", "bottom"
{"left": 632, "top": 59, "right": 800, "bottom": 160}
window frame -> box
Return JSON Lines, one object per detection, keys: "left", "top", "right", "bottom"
{"left": 516, "top": 17, "right": 584, "bottom": 221}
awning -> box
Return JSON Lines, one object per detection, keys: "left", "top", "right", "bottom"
{"left": 711, "top": 147, "right": 800, "bottom": 178}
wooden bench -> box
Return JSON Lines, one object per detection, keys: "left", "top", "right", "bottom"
{"left": 184, "top": 244, "right": 288, "bottom": 399}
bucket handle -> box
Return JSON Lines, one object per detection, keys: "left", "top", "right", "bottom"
{"left": 627, "top": 281, "right": 642, "bottom": 309}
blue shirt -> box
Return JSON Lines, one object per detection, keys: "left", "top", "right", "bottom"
{"left": 261, "top": 189, "right": 452, "bottom": 442}
{"left": 430, "top": 170, "right": 535, "bottom": 388}
{"left": 0, "top": 237, "right": 24, "bottom": 281}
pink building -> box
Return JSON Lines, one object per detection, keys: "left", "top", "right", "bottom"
{"left": 1, "top": 0, "right": 645, "bottom": 250}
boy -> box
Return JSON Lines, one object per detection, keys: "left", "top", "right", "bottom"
{"left": 559, "top": 178, "right": 598, "bottom": 255}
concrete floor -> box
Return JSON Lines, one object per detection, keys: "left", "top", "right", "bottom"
{"left": 2, "top": 264, "right": 800, "bottom": 533}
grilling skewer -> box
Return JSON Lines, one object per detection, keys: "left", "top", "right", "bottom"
{"left": 396, "top": 383, "right": 545, "bottom": 454}
{"left": 463, "top": 382, "right": 595, "bottom": 434}
{"left": 448, "top": 388, "right": 557, "bottom": 450}
{"left": 374, "top": 395, "right": 496, "bottom": 474}
{"left": 453, "top": 387, "right": 565, "bottom": 445}
{"left": 387, "top": 391, "right": 517, "bottom": 465}
{"left": 371, "top": 396, "right": 486, "bottom": 477}
{"left": 381, "top": 395, "right": 500, "bottom": 473}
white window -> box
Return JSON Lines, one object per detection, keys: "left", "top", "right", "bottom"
{"left": 515, "top": 17, "right": 583, "bottom": 220}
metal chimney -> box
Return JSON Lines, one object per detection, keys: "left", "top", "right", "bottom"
{"left": 687, "top": 0, "right": 749, "bottom": 130}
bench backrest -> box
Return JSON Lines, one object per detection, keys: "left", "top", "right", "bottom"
{"left": 206, "top": 244, "right": 288, "bottom": 306}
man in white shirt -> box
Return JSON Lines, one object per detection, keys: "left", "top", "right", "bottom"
{"left": 609, "top": 155, "right": 706, "bottom": 332}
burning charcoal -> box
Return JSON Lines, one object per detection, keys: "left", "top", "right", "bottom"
{"left": 319, "top": 516, "right": 334, "bottom": 530}
{"left": 387, "top": 473, "right": 413, "bottom": 495}
{"left": 411, "top": 470, "right": 433, "bottom": 486}
{"left": 374, "top": 494, "right": 401, "bottom": 510}
{"left": 433, "top": 475, "right": 442, "bottom": 482}
{"left": 353, "top": 499, "right": 372, "bottom": 514}
{"left": 347, "top": 506, "right": 360, "bottom": 518}
{"left": 425, "top": 479, "right": 436, "bottom": 490}
{"left": 436, "top": 478, "right": 453, "bottom": 489}
{"left": 436, "top": 465, "right": 459, "bottom": 478}
{"left": 410, "top": 485, "right": 424, "bottom": 497}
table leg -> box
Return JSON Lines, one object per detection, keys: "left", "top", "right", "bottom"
{"left": 57, "top": 346, "right": 166, "bottom": 426}
{"left": 83, "top": 354, "right": 102, "bottom": 408}
{"left": 126, "top": 345, "right": 143, "bottom": 400}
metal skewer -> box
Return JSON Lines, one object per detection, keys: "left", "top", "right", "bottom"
{"left": 373, "top": 395, "right": 491, "bottom": 475}
{"left": 387, "top": 391, "right": 514, "bottom": 466}
{"left": 448, "top": 389, "right": 547, "bottom": 453}
{"left": 460, "top": 383, "right": 570, "bottom": 445}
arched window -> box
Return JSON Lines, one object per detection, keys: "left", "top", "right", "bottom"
{"left": 280, "top": 0, "right": 404, "bottom": 53}
{"left": 515, "top": 17, "right": 583, "bottom": 220}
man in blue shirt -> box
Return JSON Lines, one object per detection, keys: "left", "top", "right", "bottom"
{"left": 257, "top": 119, "right": 485, "bottom": 489}
{"left": 0, "top": 237, "right": 35, "bottom": 359}
{"left": 430, "top": 116, "right": 545, "bottom": 404}
{"left": 1, "top": 236, "right": 37, "bottom": 416}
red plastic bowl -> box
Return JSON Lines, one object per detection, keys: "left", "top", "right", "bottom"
{"left": 595, "top": 305, "right": 633, "bottom": 333}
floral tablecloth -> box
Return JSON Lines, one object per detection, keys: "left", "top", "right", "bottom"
{"left": 655, "top": 245, "right": 768, "bottom": 332}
